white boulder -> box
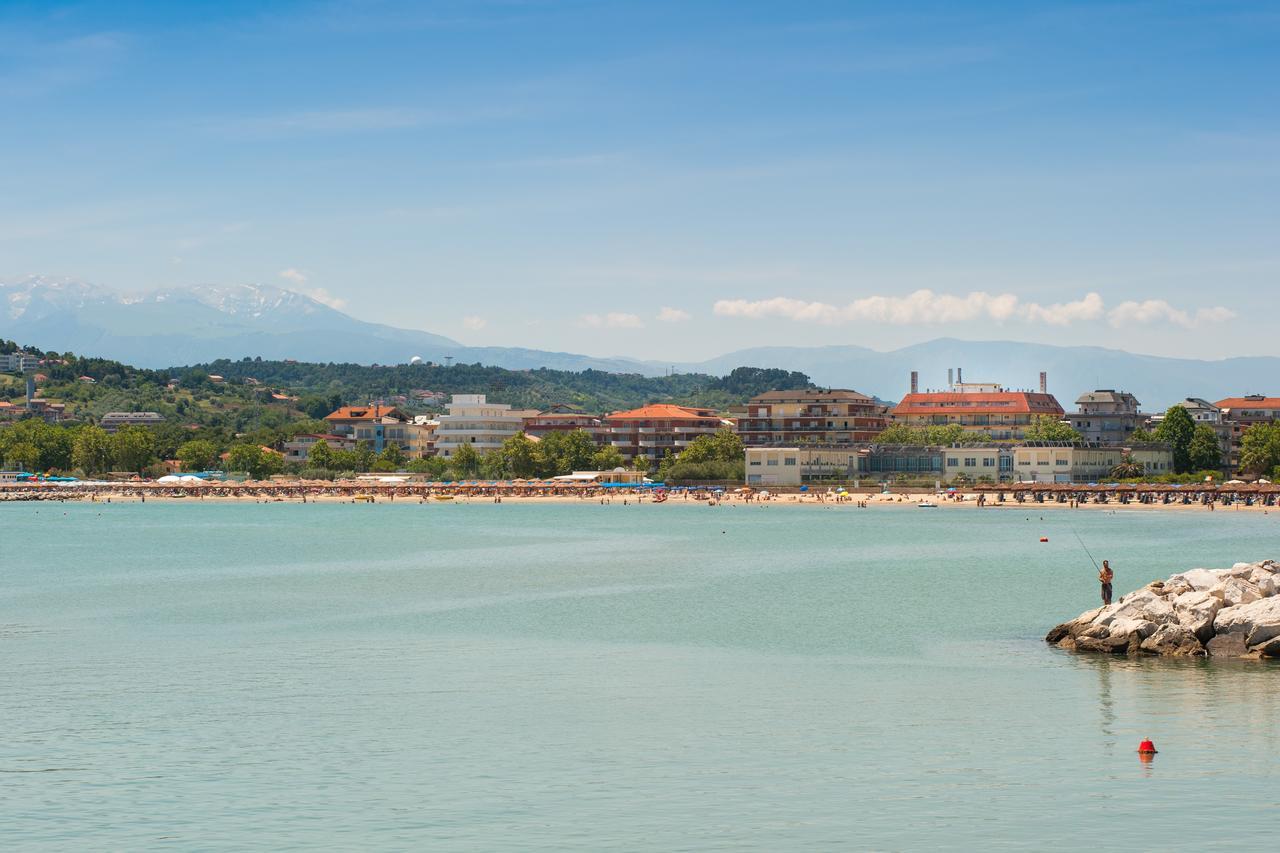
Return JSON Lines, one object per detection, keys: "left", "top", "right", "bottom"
{"left": 1165, "top": 568, "right": 1226, "bottom": 592}
{"left": 1209, "top": 577, "right": 1263, "bottom": 608}
{"left": 1214, "top": 597, "right": 1280, "bottom": 648}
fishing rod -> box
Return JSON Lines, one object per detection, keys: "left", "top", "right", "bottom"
{"left": 1068, "top": 523, "right": 1100, "bottom": 571}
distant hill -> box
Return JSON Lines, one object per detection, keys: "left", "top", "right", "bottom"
{"left": 677, "top": 339, "right": 1280, "bottom": 410}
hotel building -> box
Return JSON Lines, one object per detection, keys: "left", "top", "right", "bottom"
{"left": 734, "top": 389, "right": 887, "bottom": 447}
{"left": 1065, "top": 390, "right": 1145, "bottom": 445}
{"left": 890, "top": 370, "right": 1064, "bottom": 440}
{"left": 434, "top": 394, "right": 537, "bottom": 458}
{"left": 1215, "top": 395, "right": 1280, "bottom": 470}
{"left": 601, "top": 404, "right": 725, "bottom": 463}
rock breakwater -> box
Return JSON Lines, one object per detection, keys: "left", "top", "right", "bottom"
{"left": 1046, "top": 560, "right": 1280, "bottom": 659}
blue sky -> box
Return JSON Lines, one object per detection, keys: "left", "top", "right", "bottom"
{"left": 2, "top": 0, "right": 1277, "bottom": 360}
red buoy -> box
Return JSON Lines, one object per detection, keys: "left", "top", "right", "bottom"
{"left": 1039, "top": 537, "right": 1049, "bottom": 543}
{"left": 1138, "top": 739, "right": 1157, "bottom": 755}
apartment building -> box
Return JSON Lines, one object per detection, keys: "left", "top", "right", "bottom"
{"left": 1065, "top": 390, "right": 1145, "bottom": 444}
{"left": 734, "top": 389, "right": 887, "bottom": 446}
{"left": 282, "top": 433, "right": 354, "bottom": 464}
{"left": 523, "top": 404, "right": 605, "bottom": 442}
{"left": 0, "top": 352, "right": 39, "bottom": 373}
{"left": 434, "top": 394, "right": 537, "bottom": 458}
{"left": 1215, "top": 395, "right": 1280, "bottom": 470}
{"left": 601, "top": 404, "right": 725, "bottom": 463}
{"left": 353, "top": 420, "right": 435, "bottom": 459}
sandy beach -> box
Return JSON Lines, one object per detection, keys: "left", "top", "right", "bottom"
{"left": 4, "top": 483, "right": 1277, "bottom": 513}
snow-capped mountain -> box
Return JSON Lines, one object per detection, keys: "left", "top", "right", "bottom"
{"left": 0, "top": 276, "right": 655, "bottom": 373}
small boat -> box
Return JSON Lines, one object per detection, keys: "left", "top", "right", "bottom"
{"left": 917, "top": 501, "right": 938, "bottom": 508}
{"left": 433, "top": 494, "right": 454, "bottom": 501}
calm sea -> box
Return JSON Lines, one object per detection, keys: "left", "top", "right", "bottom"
{"left": 2, "top": 500, "right": 1279, "bottom": 850}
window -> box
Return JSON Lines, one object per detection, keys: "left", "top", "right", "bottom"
{"left": 964, "top": 458, "right": 976, "bottom": 467}
{"left": 749, "top": 459, "right": 761, "bottom": 466}
{"left": 983, "top": 458, "right": 994, "bottom": 467}
{"left": 784, "top": 457, "right": 796, "bottom": 466}
{"left": 767, "top": 459, "right": 779, "bottom": 466}
{"left": 1055, "top": 459, "right": 1068, "bottom": 467}
{"left": 947, "top": 458, "right": 959, "bottom": 467}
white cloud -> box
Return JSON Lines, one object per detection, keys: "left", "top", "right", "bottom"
{"left": 657, "top": 306, "right": 691, "bottom": 323}
{"left": 278, "top": 269, "right": 348, "bottom": 310}
{"left": 1108, "top": 300, "right": 1235, "bottom": 328}
{"left": 713, "top": 290, "right": 1021, "bottom": 325}
{"left": 579, "top": 312, "right": 645, "bottom": 329}
{"left": 462, "top": 315, "right": 487, "bottom": 330}
{"left": 1019, "top": 292, "right": 1105, "bottom": 326}
{"left": 714, "top": 289, "right": 1231, "bottom": 329}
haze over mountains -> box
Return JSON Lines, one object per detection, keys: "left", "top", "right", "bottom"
{"left": 3, "top": 276, "right": 1273, "bottom": 409}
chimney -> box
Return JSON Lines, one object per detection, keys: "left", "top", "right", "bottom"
{"left": 948, "top": 368, "right": 954, "bottom": 388}
{"left": 957, "top": 367, "right": 963, "bottom": 384}
{"left": 910, "top": 371, "right": 919, "bottom": 394}
{"left": 26, "top": 376, "right": 35, "bottom": 409}
{"left": 1039, "top": 372, "right": 1047, "bottom": 394}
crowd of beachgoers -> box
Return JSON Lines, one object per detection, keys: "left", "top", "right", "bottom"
{"left": 4, "top": 479, "right": 1280, "bottom": 512}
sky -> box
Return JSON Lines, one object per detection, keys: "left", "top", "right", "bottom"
{"left": 1, "top": 0, "right": 1277, "bottom": 360}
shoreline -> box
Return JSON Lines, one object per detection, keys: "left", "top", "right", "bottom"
{"left": 3, "top": 485, "right": 1277, "bottom": 513}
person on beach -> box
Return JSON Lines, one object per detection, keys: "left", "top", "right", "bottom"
{"left": 1099, "top": 560, "right": 1114, "bottom": 606}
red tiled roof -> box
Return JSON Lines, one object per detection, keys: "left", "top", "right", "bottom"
{"left": 891, "top": 391, "right": 1064, "bottom": 417}
{"left": 324, "top": 405, "right": 406, "bottom": 421}
{"left": 1215, "top": 397, "right": 1280, "bottom": 409}
{"left": 605, "top": 404, "right": 721, "bottom": 421}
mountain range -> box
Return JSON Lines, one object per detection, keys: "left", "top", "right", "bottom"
{"left": 3, "top": 276, "right": 1275, "bottom": 409}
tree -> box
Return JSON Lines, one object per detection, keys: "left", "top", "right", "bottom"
{"left": 226, "top": 443, "right": 263, "bottom": 476}
{"left": 406, "top": 456, "right": 449, "bottom": 478}
{"left": 479, "top": 451, "right": 508, "bottom": 480}
{"left": 874, "top": 424, "right": 922, "bottom": 444}
{"left": 306, "top": 439, "right": 334, "bottom": 469}
{"left": 1110, "top": 456, "right": 1145, "bottom": 480}
{"left": 1187, "top": 424, "right": 1223, "bottom": 472}
{"left": 1022, "top": 416, "right": 1083, "bottom": 444}
{"left": 1240, "top": 423, "right": 1280, "bottom": 477}
{"left": 500, "top": 433, "right": 541, "bottom": 478}
{"left": 450, "top": 442, "right": 479, "bottom": 477}
{"left": 72, "top": 425, "right": 113, "bottom": 475}
{"left": 4, "top": 441, "right": 40, "bottom": 472}
{"left": 1129, "top": 428, "right": 1156, "bottom": 443}
{"left": 176, "top": 439, "right": 220, "bottom": 472}
{"left": 1154, "top": 405, "right": 1196, "bottom": 473}
{"left": 535, "top": 429, "right": 596, "bottom": 476}
{"left": 226, "top": 443, "right": 283, "bottom": 479}
{"left": 111, "top": 426, "right": 158, "bottom": 473}
{"left": 379, "top": 442, "right": 406, "bottom": 469}
{"left": 589, "top": 444, "right": 625, "bottom": 471}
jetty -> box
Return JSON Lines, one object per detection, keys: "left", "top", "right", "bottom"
{"left": 1047, "top": 560, "right": 1280, "bottom": 658}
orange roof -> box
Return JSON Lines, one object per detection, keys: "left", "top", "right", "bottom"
{"left": 324, "top": 405, "right": 407, "bottom": 422}
{"left": 892, "top": 391, "right": 1064, "bottom": 417}
{"left": 1215, "top": 397, "right": 1280, "bottom": 409}
{"left": 605, "top": 404, "right": 721, "bottom": 421}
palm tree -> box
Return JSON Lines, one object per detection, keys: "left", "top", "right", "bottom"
{"left": 1110, "top": 456, "right": 1145, "bottom": 480}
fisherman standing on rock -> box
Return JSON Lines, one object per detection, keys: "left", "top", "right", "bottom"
{"left": 1099, "top": 560, "right": 1114, "bottom": 606}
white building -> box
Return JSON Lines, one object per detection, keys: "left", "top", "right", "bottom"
{"left": 0, "top": 352, "right": 39, "bottom": 373}
{"left": 434, "top": 394, "right": 536, "bottom": 458}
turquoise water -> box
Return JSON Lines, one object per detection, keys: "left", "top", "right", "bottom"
{"left": 3, "top": 501, "right": 1280, "bottom": 850}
